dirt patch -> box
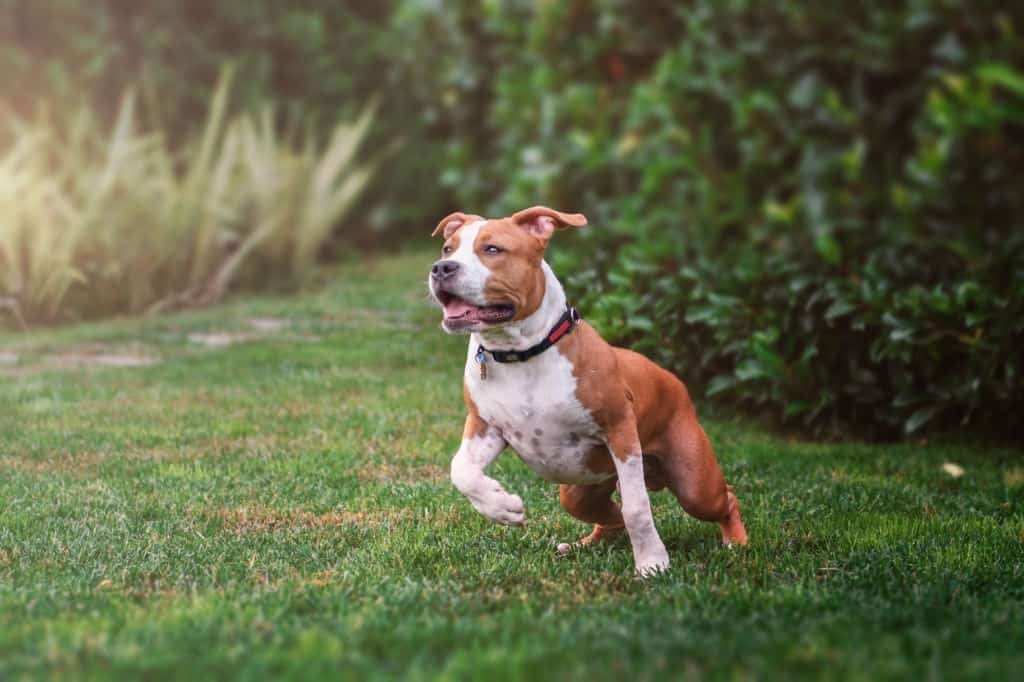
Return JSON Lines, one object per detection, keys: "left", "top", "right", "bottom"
{"left": 304, "top": 568, "right": 338, "bottom": 587}
{"left": 187, "top": 332, "right": 256, "bottom": 348}
{"left": 248, "top": 317, "right": 291, "bottom": 332}
{"left": 357, "top": 460, "right": 447, "bottom": 483}
{"left": 0, "top": 446, "right": 197, "bottom": 475}
{"left": 209, "top": 504, "right": 463, "bottom": 535}
{"left": 211, "top": 506, "right": 412, "bottom": 534}
{"left": 93, "top": 575, "right": 178, "bottom": 600}
{"left": 0, "top": 450, "right": 117, "bottom": 474}
{"left": 1, "top": 345, "right": 160, "bottom": 376}
{"left": 0, "top": 435, "right": 284, "bottom": 475}
{"left": 56, "top": 352, "right": 159, "bottom": 368}
{"left": 187, "top": 322, "right": 318, "bottom": 348}
{"left": 3, "top": 318, "right": 316, "bottom": 376}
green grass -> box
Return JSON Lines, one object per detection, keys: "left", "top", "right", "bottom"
{"left": 1, "top": 249, "right": 1022, "bottom": 681}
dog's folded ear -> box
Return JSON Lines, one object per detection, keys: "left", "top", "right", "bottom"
{"left": 510, "top": 206, "right": 588, "bottom": 241}
{"left": 432, "top": 212, "right": 483, "bottom": 239}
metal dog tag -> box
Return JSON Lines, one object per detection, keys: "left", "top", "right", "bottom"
{"left": 476, "top": 346, "right": 488, "bottom": 380}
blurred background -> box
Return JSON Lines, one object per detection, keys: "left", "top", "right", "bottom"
{"left": 1, "top": 0, "right": 1021, "bottom": 440}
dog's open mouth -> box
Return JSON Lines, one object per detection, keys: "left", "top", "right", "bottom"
{"left": 436, "top": 291, "right": 515, "bottom": 327}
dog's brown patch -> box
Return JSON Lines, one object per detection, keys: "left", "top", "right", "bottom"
{"left": 433, "top": 207, "right": 587, "bottom": 321}
{"left": 432, "top": 212, "right": 485, "bottom": 239}
{"left": 475, "top": 220, "right": 549, "bottom": 320}
{"left": 584, "top": 444, "right": 617, "bottom": 476}
{"left": 461, "top": 385, "right": 489, "bottom": 439}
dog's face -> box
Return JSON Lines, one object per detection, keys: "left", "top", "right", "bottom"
{"left": 428, "top": 206, "right": 587, "bottom": 333}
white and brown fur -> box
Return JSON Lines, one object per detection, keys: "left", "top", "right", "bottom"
{"left": 428, "top": 206, "right": 747, "bottom": 576}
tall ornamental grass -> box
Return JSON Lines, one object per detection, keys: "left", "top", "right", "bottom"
{"left": 0, "top": 69, "right": 382, "bottom": 326}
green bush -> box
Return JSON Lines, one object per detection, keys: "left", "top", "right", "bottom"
{"left": 0, "top": 70, "right": 380, "bottom": 324}
{"left": 407, "top": 2, "right": 1024, "bottom": 438}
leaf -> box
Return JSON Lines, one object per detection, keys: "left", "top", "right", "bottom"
{"left": 941, "top": 462, "right": 965, "bottom": 478}
{"left": 706, "top": 375, "right": 738, "bottom": 396}
{"left": 815, "top": 233, "right": 842, "bottom": 265}
{"left": 824, "top": 299, "right": 856, "bottom": 321}
{"left": 904, "top": 405, "right": 943, "bottom": 434}
{"left": 684, "top": 307, "right": 718, "bottom": 324}
{"left": 784, "top": 400, "right": 811, "bottom": 417}
{"left": 789, "top": 72, "right": 820, "bottom": 109}
{"left": 626, "top": 315, "right": 654, "bottom": 331}
{"left": 735, "top": 359, "right": 767, "bottom": 382}
{"left": 976, "top": 62, "right": 1024, "bottom": 97}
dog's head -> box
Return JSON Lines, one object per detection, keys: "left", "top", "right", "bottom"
{"left": 428, "top": 206, "right": 587, "bottom": 333}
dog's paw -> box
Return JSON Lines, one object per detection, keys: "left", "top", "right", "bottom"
{"left": 634, "top": 547, "right": 671, "bottom": 579}
{"left": 471, "top": 489, "right": 525, "bottom": 527}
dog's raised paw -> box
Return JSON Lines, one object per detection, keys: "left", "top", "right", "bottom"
{"left": 472, "top": 490, "right": 525, "bottom": 527}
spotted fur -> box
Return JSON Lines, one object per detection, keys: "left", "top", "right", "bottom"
{"left": 430, "top": 207, "right": 748, "bottom": 577}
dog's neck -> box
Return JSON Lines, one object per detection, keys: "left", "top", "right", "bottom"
{"left": 472, "top": 261, "right": 566, "bottom": 352}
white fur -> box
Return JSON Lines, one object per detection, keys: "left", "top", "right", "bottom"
{"left": 450, "top": 426, "right": 524, "bottom": 526}
{"left": 465, "top": 264, "right": 611, "bottom": 485}
{"left": 442, "top": 220, "right": 491, "bottom": 305}
{"left": 443, "top": 234, "right": 669, "bottom": 576}
{"left": 613, "top": 453, "right": 670, "bottom": 576}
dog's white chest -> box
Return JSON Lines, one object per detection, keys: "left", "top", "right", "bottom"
{"left": 464, "top": 344, "right": 610, "bottom": 485}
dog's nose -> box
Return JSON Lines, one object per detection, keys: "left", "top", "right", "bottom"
{"left": 431, "top": 260, "right": 460, "bottom": 280}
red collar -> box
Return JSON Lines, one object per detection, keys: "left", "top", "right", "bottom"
{"left": 476, "top": 306, "right": 580, "bottom": 365}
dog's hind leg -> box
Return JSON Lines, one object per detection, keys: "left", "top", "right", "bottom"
{"left": 558, "top": 478, "right": 625, "bottom": 546}
{"left": 654, "top": 416, "right": 748, "bottom": 546}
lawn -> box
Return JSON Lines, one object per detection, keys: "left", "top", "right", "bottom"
{"left": 1, "top": 250, "right": 1022, "bottom": 681}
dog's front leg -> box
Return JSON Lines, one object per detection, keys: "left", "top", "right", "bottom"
{"left": 607, "top": 428, "right": 670, "bottom": 577}
{"left": 450, "top": 419, "right": 524, "bottom": 526}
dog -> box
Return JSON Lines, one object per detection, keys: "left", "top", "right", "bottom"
{"left": 428, "top": 206, "right": 747, "bottom": 576}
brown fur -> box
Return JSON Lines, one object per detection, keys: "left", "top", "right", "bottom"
{"left": 461, "top": 385, "right": 488, "bottom": 440}
{"left": 432, "top": 212, "right": 484, "bottom": 239}
{"left": 437, "top": 213, "right": 552, "bottom": 320}
{"left": 476, "top": 222, "right": 549, "bottom": 321}
{"left": 437, "top": 206, "right": 747, "bottom": 548}
{"left": 556, "top": 322, "right": 747, "bottom": 544}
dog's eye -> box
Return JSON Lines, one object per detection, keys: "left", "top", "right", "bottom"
{"left": 483, "top": 245, "right": 503, "bottom": 255}
{"left": 442, "top": 245, "right": 453, "bottom": 255}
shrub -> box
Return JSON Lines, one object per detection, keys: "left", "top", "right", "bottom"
{"left": 0, "top": 69, "right": 382, "bottom": 325}
{"left": 405, "top": 2, "right": 1024, "bottom": 438}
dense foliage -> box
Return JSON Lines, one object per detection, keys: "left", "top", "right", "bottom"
{"left": 405, "top": 1, "right": 1024, "bottom": 439}
{"left": 3, "top": 0, "right": 1021, "bottom": 437}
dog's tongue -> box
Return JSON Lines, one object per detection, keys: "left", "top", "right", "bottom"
{"left": 444, "top": 298, "right": 481, "bottom": 320}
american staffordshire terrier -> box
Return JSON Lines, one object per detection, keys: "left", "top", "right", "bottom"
{"left": 428, "top": 206, "right": 748, "bottom": 576}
